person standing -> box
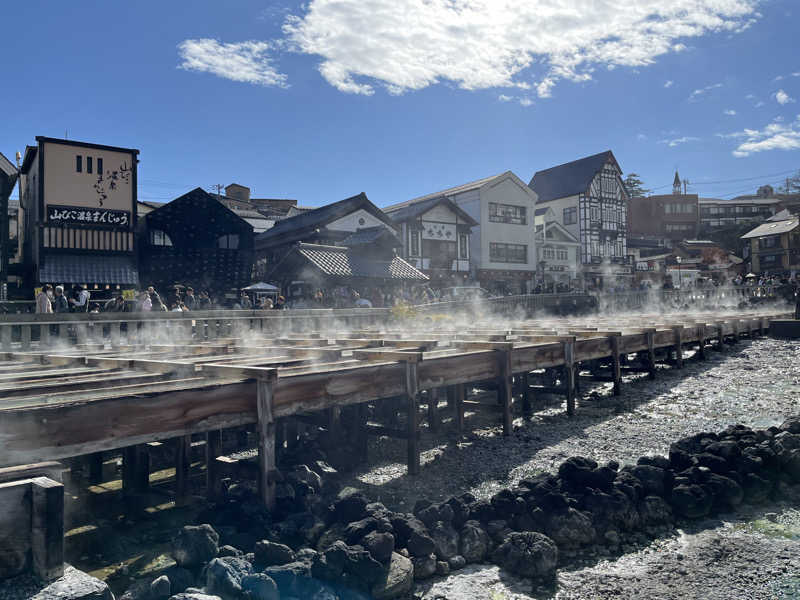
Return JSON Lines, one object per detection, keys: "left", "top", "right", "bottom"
{"left": 52, "top": 286, "right": 69, "bottom": 313}
{"left": 36, "top": 284, "right": 53, "bottom": 314}
{"left": 184, "top": 287, "right": 196, "bottom": 310}
{"left": 69, "top": 285, "right": 90, "bottom": 312}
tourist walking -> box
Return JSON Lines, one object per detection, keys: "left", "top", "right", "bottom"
{"left": 52, "top": 286, "right": 69, "bottom": 313}
{"left": 69, "top": 285, "right": 90, "bottom": 312}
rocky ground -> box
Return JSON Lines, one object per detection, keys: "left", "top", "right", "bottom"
{"left": 341, "top": 335, "right": 800, "bottom": 599}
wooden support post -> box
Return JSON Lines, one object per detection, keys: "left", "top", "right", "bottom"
{"left": 716, "top": 324, "right": 725, "bottom": 351}
{"left": 672, "top": 326, "right": 684, "bottom": 369}
{"left": 256, "top": 377, "right": 277, "bottom": 510}
{"left": 39, "top": 323, "right": 50, "bottom": 347}
{"left": 75, "top": 323, "right": 88, "bottom": 346}
{"left": 427, "top": 389, "right": 439, "bottom": 432}
{"left": 564, "top": 337, "right": 576, "bottom": 416}
{"left": 731, "top": 320, "right": 739, "bottom": 344}
{"left": 405, "top": 362, "right": 420, "bottom": 476}
{"left": 327, "top": 406, "right": 341, "bottom": 438}
{"left": 31, "top": 477, "right": 64, "bottom": 581}
{"left": 206, "top": 430, "right": 223, "bottom": 502}
{"left": 697, "top": 324, "right": 707, "bottom": 360}
{"left": 21, "top": 325, "right": 31, "bottom": 350}
{"left": 175, "top": 434, "right": 192, "bottom": 506}
{"left": 609, "top": 334, "right": 622, "bottom": 396}
{"left": 521, "top": 373, "right": 532, "bottom": 415}
{"left": 285, "top": 419, "right": 299, "bottom": 451}
{"left": 454, "top": 383, "right": 465, "bottom": 433}
{"left": 497, "top": 349, "right": 513, "bottom": 435}
{"left": 356, "top": 403, "right": 369, "bottom": 463}
{"left": 122, "top": 445, "right": 150, "bottom": 495}
{"left": 645, "top": 329, "right": 656, "bottom": 380}
{"left": 88, "top": 452, "right": 103, "bottom": 485}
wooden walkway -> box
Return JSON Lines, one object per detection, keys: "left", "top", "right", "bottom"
{"left": 0, "top": 309, "right": 790, "bottom": 508}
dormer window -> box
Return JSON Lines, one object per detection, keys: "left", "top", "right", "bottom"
{"left": 218, "top": 234, "right": 239, "bottom": 249}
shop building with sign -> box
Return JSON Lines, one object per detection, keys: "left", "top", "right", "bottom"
{"left": 18, "top": 137, "right": 139, "bottom": 297}
{"left": 392, "top": 171, "right": 538, "bottom": 295}
{"left": 383, "top": 195, "right": 477, "bottom": 286}
{"left": 529, "top": 150, "right": 631, "bottom": 289}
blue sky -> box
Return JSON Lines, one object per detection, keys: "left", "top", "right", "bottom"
{"left": 2, "top": 0, "right": 799, "bottom": 206}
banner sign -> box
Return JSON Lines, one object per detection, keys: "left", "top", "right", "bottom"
{"left": 47, "top": 204, "right": 130, "bottom": 228}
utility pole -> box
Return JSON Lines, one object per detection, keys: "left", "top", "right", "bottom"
{"left": 682, "top": 179, "right": 689, "bottom": 195}
{"left": 211, "top": 184, "right": 224, "bottom": 198}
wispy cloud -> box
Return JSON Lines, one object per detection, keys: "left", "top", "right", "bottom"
{"left": 723, "top": 109, "right": 737, "bottom": 115}
{"left": 688, "top": 82, "right": 723, "bottom": 102}
{"left": 721, "top": 115, "right": 800, "bottom": 157}
{"left": 498, "top": 94, "right": 513, "bottom": 102}
{"left": 659, "top": 136, "right": 700, "bottom": 147}
{"left": 497, "top": 94, "right": 533, "bottom": 107}
{"left": 664, "top": 80, "right": 674, "bottom": 88}
{"left": 518, "top": 97, "right": 533, "bottom": 107}
{"left": 281, "top": 0, "right": 760, "bottom": 97}
{"left": 637, "top": 133, "right": 648, "bottom": 141}
{"left": 177, "top": 39, "right": 287, "bottom": 87}
{"left": 775, "top": 89, "right": 796, "bottom": 105}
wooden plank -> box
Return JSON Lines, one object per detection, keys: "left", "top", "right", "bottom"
{"left": 610, "top": 334, "right": 621, "bottom": 396}
{"left": 427, "top": 388, "right": 439, "bottom": 432}
{"left": 256, "top": 378, "right": 276, "bottom": 509}
{"left": 175, "top": 435, "right": 192, "bottom": 506}
{"left": 31, "top": 477, "right": 64, "bottom": 581}
{"left": 454, "top": 383, "right": 465, "bottom": 433}
{"left": 498, "top": 349, "right": 512, "bottom": 435}
{"left": 206, "top": 430, "right": 223, "bottom": 501}
{"left": 0, "top": 479, "right": 33, "bottom": 578}
{"left": 564, "top": 338, "right": 576, "bottom": 416}
{"left": 673, "top": 326, "right": 684, "bottom": 369}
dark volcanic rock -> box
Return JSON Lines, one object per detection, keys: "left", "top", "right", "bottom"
{"left": 629, "top": 464, "right": 669, "bottom": 497}
{"left": 492, "top": 532, "right": 558, "bottom": 579}
{"left": 670, "top": 484, "right": 713, "bottom": 518}
{"left": 205, "top": 556, "right": 253, "bottom": 597}
{"left": 254, "top": 540, "right": 295, "bottom": 567}
{"left": 363, "top": 531, "right": 395, "bottom": 564}
{"left": 429, "top": 521, "right": 460, "bottom": 561}
{"left": 172, "top": 524, "right": 219, "bottom": 568}
{"left": 459, "top": 520, "right": 490, "bottom": 563}
{"left": 542, "top": 507, "right": 596, "bottom": 548}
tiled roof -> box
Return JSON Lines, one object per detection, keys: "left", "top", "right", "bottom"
{"left": 384, "top": 195, "right": 478, "bottom": 227}
{"left": 741, "top": 218, "right": 799, "bottom": 239}
{"left": 529, "top": 150, "right": 618, "bottom": 203}
{"left": 297, "top": 244, "right": 427, "bottom": 280}
{"left": 39, "top": 253, "right": 139, "bottom": 285}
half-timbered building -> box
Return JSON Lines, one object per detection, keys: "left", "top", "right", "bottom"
{"left": 529, "top": 151, "right": 631, "bottom": 289}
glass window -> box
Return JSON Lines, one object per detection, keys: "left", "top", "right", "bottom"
{"left": 87, "top": 156, "right": 93, "bottom": 174}
{"left": 410, "top": 230, "right": 420, "bottom": 256}
{"left": 217, "top": 234, "right": 239, "bottom": 249}
{"left": 590, "top": 206, "right": 600, "bottom": 221}
{"left": 489, "top": 202, "right": 527, "bottom": 225}
{"left": 97, "top": 157, "right": 103, "bottom": 175}
{"left": 149, "top": 229, "right": 173, "bottom": 246}
{"left": 490, "top": 242, "right": 527, "bottom": 264}
{"left": 458, "top": 233, "right": 468, "bottom": 259}
{"left": 76, "top": 155, "right": 82, "bottom": 173}
{"left": 563, "top": 206, "right": 577, "bottom": 225}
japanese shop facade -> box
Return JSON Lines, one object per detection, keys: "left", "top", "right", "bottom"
{"left": 19, "top": 137, "right": 140, "bottom": 296}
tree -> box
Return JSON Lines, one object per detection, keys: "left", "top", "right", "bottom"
{"left": 623, "top": 173, "right": 650, "bottom": 198}
{"left": 778, "top": 170, "right": 800, "bottom": 194}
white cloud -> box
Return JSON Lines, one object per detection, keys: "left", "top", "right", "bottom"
{"left": 498, "top": 94, "right": 513, "bottom": 102}
{"left": 637, "top": 133, "right": 648, "bottom": 141}
{"left": 178, "top": 39, "right": 287, "bottom": 87}
{"left": 664, "top": 80, "right": 674, "bottom": 88}
{"left": 724, "top": 115, "right": 800, "bottom": 157}
{"left": 282, "top": 0, "right": 759, "bottom": 97}
{"left": 688, "top": 82, "right": 723, "bottom": 101}
{"left": 755, "top": 101, "right": 765, "bottom": 107}
{"left": 518, "top": 97, "right": 533, "bottom": 107}
{"left": 659, "top": 136, "right": 700, "bottom": 147}
{"left": 724, "top": 109, "right": 737, "bottom": 115}
{"left": 775, "top": 89, "right": 795, "bottom": 105}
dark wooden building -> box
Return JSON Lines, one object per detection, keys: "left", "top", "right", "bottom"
{"left": 0, "top": 152, "right": 17, "bottom": 297}
{"left": 139, "top": 187, "right": 254, "bottom": 296}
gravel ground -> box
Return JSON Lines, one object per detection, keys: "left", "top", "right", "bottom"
{"left": 340, "top": 336, "right": 800, "bottom": 599}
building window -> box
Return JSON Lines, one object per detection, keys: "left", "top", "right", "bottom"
{"left": 590, "top": 206, "right": 600, "bottom": 221}
{"left": 665, "top": 223, "right": 693, "bottom": 232}
{"left": 490, "top": 242, "right": 527, "bottom": 264}
{"left": 86, "top": 156, "right": 93, "bottom": 174}
{"left": 759, "top": 236, "right": 779, "bottom": 250}
{"left": 557, "top": 249, "right": 568, "bottom": 260}
{"left": 543, "top": 247, "right": 554, "bottom": 259}
{"left": 410, "top": 230, "right": 420, "bottom": 256}
{"left": 217, "top": 234, "right": 239, "bottom": 249}
{"left": 76, "top": 155, "right": 82, "bottom": 173}
{"left": 97, "top": 157, "right": 103, "bottom": 175}
{"left": 563, "top": 206, "right": 577, "bottom": 225}
{"left": 458, "top": 233, "right": 468, "bottom": 259}
{"left": 149, "top": 229, "right": 173, "bottom": 246}
{"left": 489, "top": 202, "right": 527, "bottom": 225}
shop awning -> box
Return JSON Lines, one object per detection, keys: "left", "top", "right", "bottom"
{"left": 39, "top": 253, "right": 139, "bottom": 286}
